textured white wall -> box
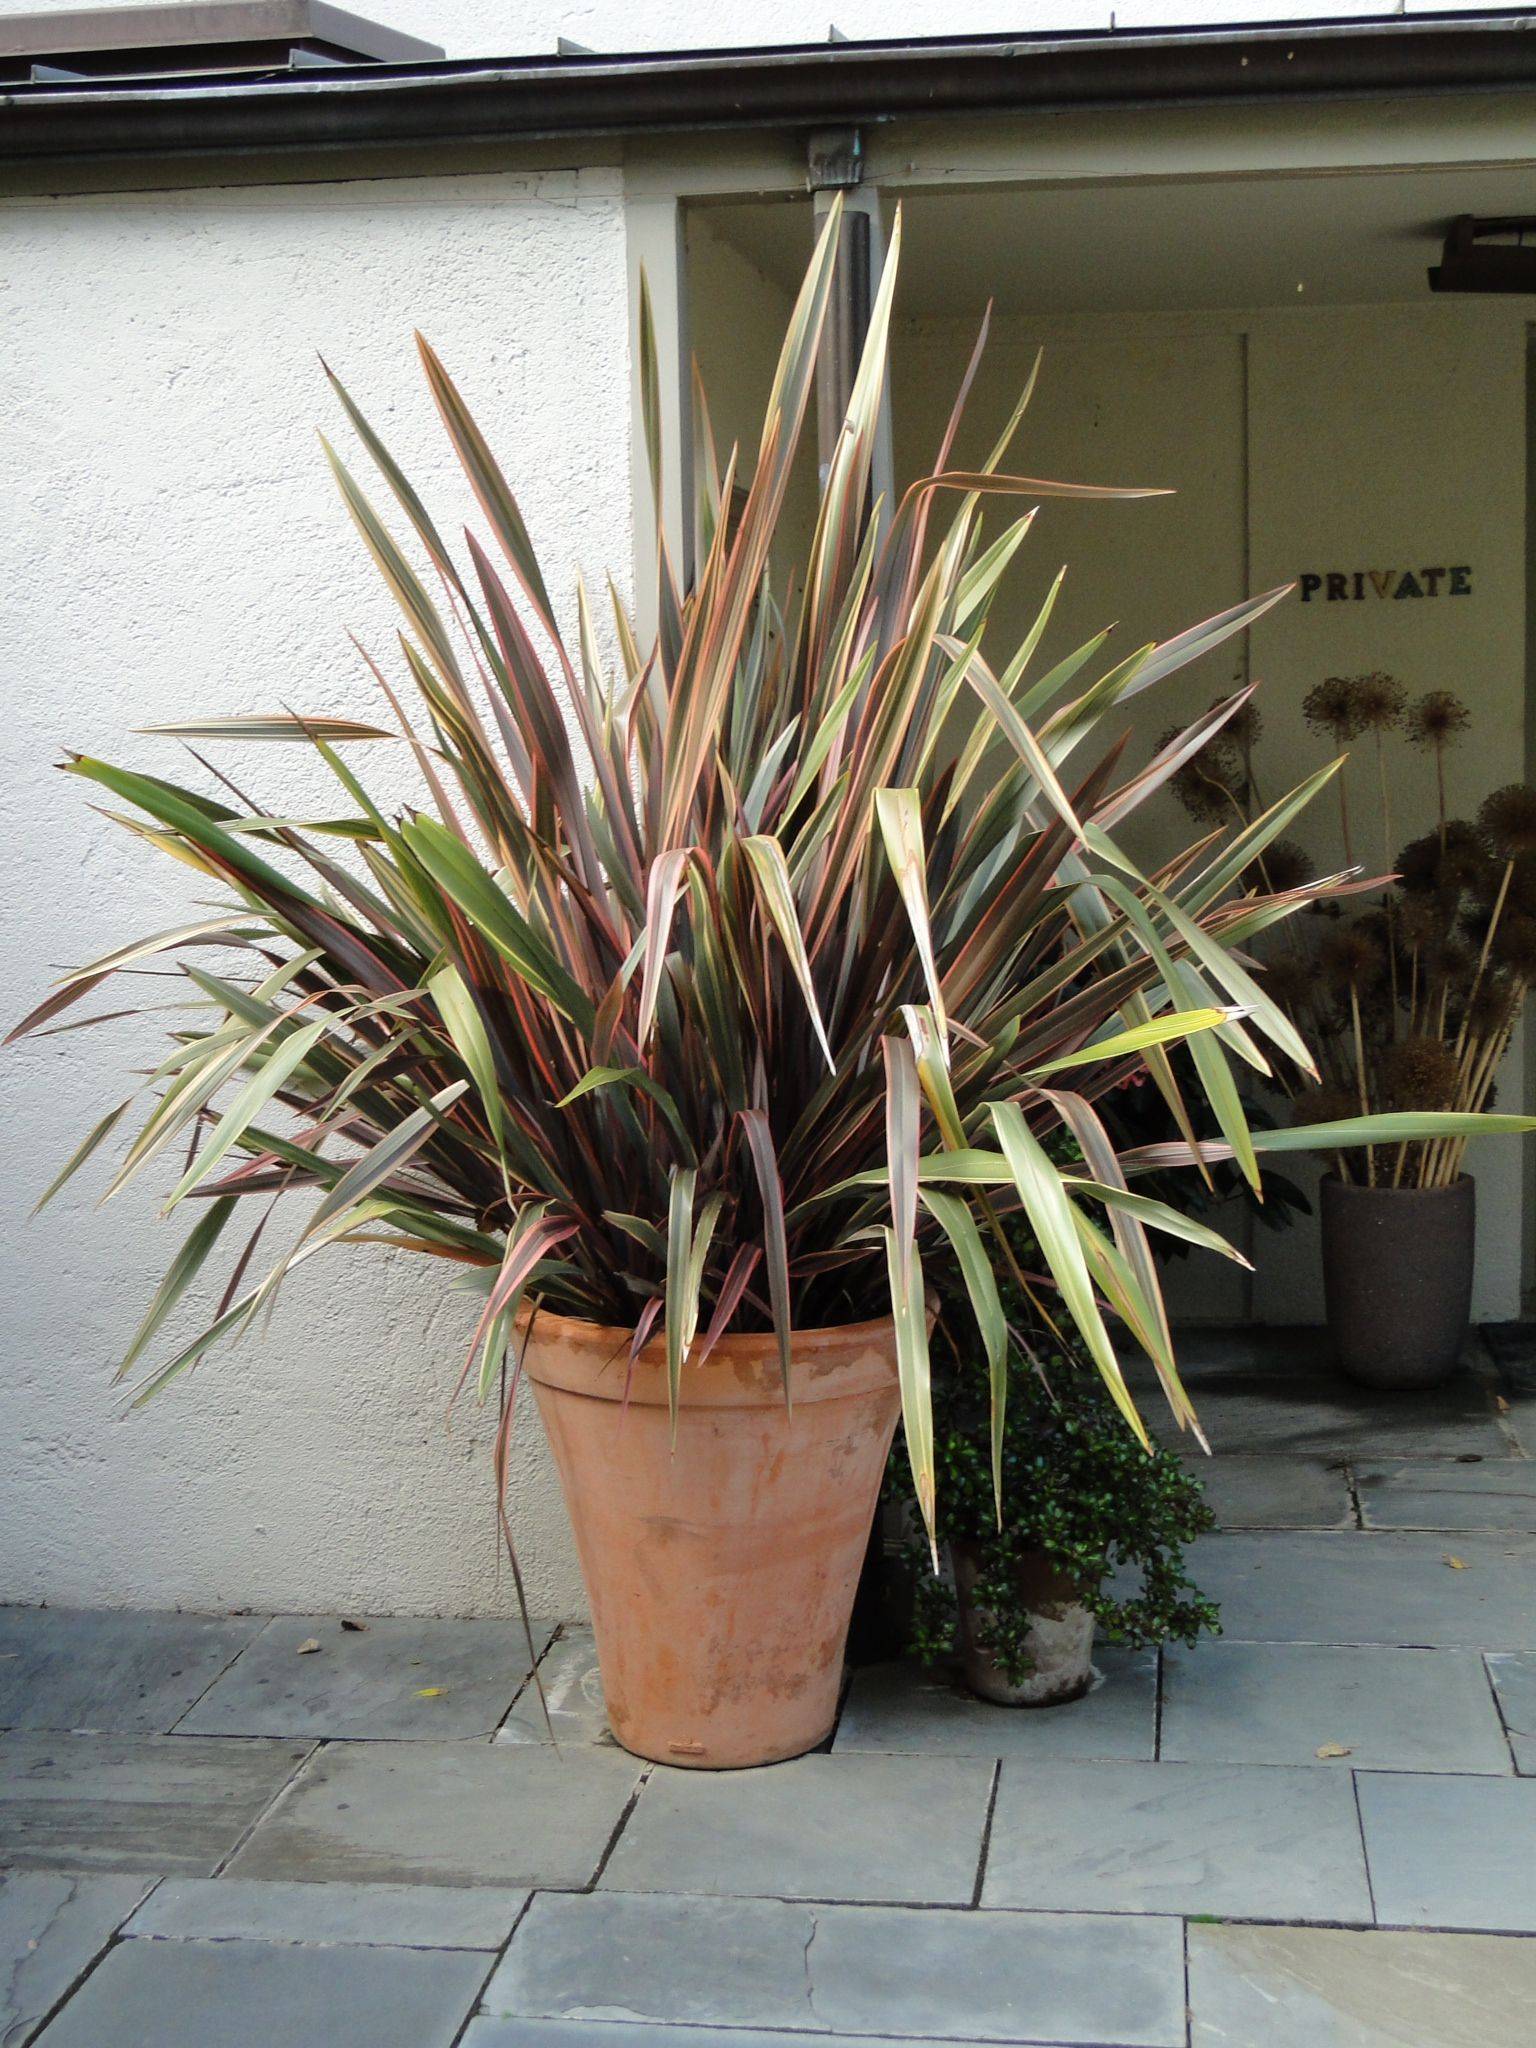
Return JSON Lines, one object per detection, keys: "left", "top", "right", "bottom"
{"left": 0, "top": 165, "right": 632, "bottom": 1619}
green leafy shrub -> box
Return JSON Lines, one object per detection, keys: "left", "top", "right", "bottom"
{"left": 891, "top": 1346, "right": 1219, "bottom": 1685}
{"left": 887, "top": 1205, "right": 1219, "bottom": 1686}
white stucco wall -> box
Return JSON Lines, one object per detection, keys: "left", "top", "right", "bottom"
{"left": 0, "top": 164, "right": 632, "bottom": 1619}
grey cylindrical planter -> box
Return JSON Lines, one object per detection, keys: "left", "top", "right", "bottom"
{"left": 1321, "top": 1174, "right": 1475, "bottom": 1391}
{"left": 952, "top": 1543, "right": 1095, "bottom": 1706}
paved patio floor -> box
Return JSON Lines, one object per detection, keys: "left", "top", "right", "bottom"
{"left": 2, "top": 1326, "right": 1534, "bottom": 2046}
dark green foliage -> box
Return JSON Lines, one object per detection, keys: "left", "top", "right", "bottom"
{"left": 887, "top": 1209, "right": 1219, "bottom": 1687}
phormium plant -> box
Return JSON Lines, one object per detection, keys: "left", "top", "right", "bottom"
{"left": 13, "top": 200, "right": 1528, "bottom": 1566}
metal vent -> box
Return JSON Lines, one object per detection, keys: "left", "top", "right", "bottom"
{"left": 0, "top": 2, "right": 442, "bottom": 85}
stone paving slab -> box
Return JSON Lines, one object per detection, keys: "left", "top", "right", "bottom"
{"left": 177, "top": 1614, "right": 557, "bottom": 1741}
{"left": 1356, "top": 1457, "right": 1536, "bottom": 1530}
{"left": 832, "top": 1647, "right": 1155, "bottom": 1761}
{"left": 127, "top": 1876, "right": 528, "bottom": 1949}
{"left": 494, "top": 1627, "right": 613, "bottom": 1747}
{"left": 0, "top": 1872, "right": 153, "bottom": 2047}
{"left": 600, "top": 1751, "right": 993, "bottom": 1905}
{"left": 1188, "top": 1922, "right": 1536, "bottom": 2046}
{"left": 1486, "top": 1652, "right": 1536, "bottom": 1771}
{"left": 0, "top": 1608, "right": 261, "bottom": 1735}
{"left": 30, "top": 1934, "right": 489, "bottom": 2048}
{"left": 227, "top": 1741, "right": 641, "bottom": 1890}
{"left": 980, "top": 1757, "right": 1371, "bottom": 1921}
{"left": 1184, "top": 1452, "right": 1354, "bottom": 1528}
{"left": 1182, "top": 1531, "right": 1536, "bottom": 1648}
{"left": 466, "top": 2027, "right": 1031, "bottom": 2047}
{"left": 1162, "top": 1640, "right": 1512, "bottom": 1772}
{"left": 1358, "top": 1770, "right": 1536, "bottom": 1932}
{"left": 0, "top": 1734, "right": 312, "bottom": 1877}
{"left": 1132, "top": 1338, "right": 1507, "bottom": 1459}
{"left": 485, "top": 1889, "right": 1187, "bottom": 2045}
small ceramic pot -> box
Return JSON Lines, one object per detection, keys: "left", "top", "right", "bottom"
{"left": 952, "top": 1542, "right": 1095, "bottom": 1706}
{"left": 1321, "top": 1173, "right": 1475, "bottom": 1390}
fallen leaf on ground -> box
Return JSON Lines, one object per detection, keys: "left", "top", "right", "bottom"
{"left": 1444, "top": 1555, "right": 1469, "bottom": 1570}
{"left": 1315, "top": 1742, "right": 1352, "bottom": 1759}
{"left": 414, "top": 1686, "right": 446, "bottom": 1698}
{"left": 1496, "top": 1395, "right": 1511, "bottom": 1413}
{"left": 296, "top": 1638, "right": 323, "bottom": 1655}
{"left": 340, "top": 1618, "right": 368, "bottom": 1632}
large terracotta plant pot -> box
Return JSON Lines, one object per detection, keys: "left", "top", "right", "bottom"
{"left": 952, "top": 1543, "right": 1095, "bottom": 1706}
{"left": 522, "top": 1308, "right": 901, "bottom": 1769}
{"left": 1321, "top": 1174, "right": 1475, "bottom": 1390}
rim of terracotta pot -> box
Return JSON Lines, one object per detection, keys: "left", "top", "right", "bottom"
{"left": 516, "top": 1302, "right": 900, "bottom": 1408}
{"left": 1320, "top": 1172, "right": 1473, "bottom": 1200}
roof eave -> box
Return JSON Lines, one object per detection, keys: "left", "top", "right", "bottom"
{"left": 5, "top": 12, "right": 1536, "bottom": 163}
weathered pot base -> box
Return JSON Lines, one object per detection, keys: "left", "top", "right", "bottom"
{"left": 523, "top": 1308, "right": 901, "bottom": 1770}
{"left": 953, "top": 1543, "right": 1096, "bottom": 1707}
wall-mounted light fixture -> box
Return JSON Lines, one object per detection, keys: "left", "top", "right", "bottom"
{"left": 1429, "top": 216, "right": 1536, "bottom": 294}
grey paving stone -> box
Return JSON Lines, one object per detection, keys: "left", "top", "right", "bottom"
{"left": 1132, "top": 1333, "right": 1506, "bottom": 1458}
{"left": 832, "top": 1648, "right": 1155, "bottom": 1760}
{"left": 30, "top": 1933, "right": 488, "bottom": 2048}
{"left": 0, "top": 1872, "right": 153, "bottom": 2046}
{"left": 1162, "top": 1641, "right": 1512, "bottom": 1772}
{"left": 1182, "top": 1531, "right": 1536, "bottom": 1648}
{"left": 485, "top": 1888, "right": 1187, "bottom": 2045}
{"left": 0, "top": 1733, "right": 312, "bottom": 1877}
{"left": 1186, "top": 1453, "right": 1354, "bottom": 1528}
{"left": 598, "top": 1751, "right": 992, "bottom": 1904}
{"left": 177, "top": 1613, "right": 557, "bottom": 1741}
{"left": 1487, "top": 1652, "right": 1536, "bottom": 1771}
{"left": 227, "top": 1741, "right": 640, "bottom": 1889}
{"left": 494, "top": 1627, "right": 613, "bottom": 1747}
{"left": 1189, "top": 1922, "right": 1536, "bottom": 2046}
{"left": 126, "top": 1876, "right": 528, "bottom": 1950}
{"left": 981, "top": 1758, "right": 1371, "bottom": 1921}
{"left": 0, "top": 1608, "right": 260, "bottom": 1735}
{"left": 1356, "top": 1458, "right": 1536, "bottom": 1531}
{"left": 465, "top": 2027, "right": 1012, "bottom": 2048}
{"left": 1359, "top": 1771, "right": 1536, "bottom": 1932}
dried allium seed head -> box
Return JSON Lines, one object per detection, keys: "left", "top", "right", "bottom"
{"left": 1255, "top": 951, "right": 1313, "bottom": 1013}
{"left": 1379, "top": 1035, "right": 1460, "bottom": 1111}
{"left": 1396, "top": 892, "right": 1448, "bottom": 951}
{"left": 1303, "top": 675, "right": 1367, "bottom": 745}
{"left": 1426, "top": 933, "right": 1476, "bottom": 987}
{"left": 1478, "top": 784, "right": 1536, "bottom": 861}
{"left": 1213, "top": 695, "right": 1264, "bottom": 752}
{"left": 1493, "top": 911, "right": 1536, "bottom": 983}
{"left": 1469, "top": 969, "right": 1519, "bottom": 1038}
{"left": 1291, "top": 1082, "right": 1358, "bottom": 1129}
{"left": 1157, "top": 725, "right": 1247, "bottom": 824}
{"left": 1319, "top": 921, "right": 1387, "bottom": 991}
{"left": 1399, "top": 822, "right": 1491, "bottom": 900}
{"left": 1352, "top": 670, "right": 1407, "bottom": 733}
{"left": 1259, "top": 839, "right": 1315, "bottom": 895}
{"left": 1507, "top": 853, "right": 1536, "bottom": 918}
{"left": 1404, "top": 690, "right": 1471, "bottom": 750}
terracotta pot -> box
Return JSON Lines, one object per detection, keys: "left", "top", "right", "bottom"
{"left": 1321, "top": 1173, "right": 1475, "bottom": 1391}
{"left": 952, "top": 1542, "right": 1095, "bottom": 1707}
{"left": 522, "top": 1307, "right": 901, "bottom": 1769}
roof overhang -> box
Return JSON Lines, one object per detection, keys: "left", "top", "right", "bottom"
{"left": 5, "top": 11, "right": 1536, "bottom": 165}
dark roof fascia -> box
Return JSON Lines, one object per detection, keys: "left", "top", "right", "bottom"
{"left": 5, "top": 12, "right": 1536, "bottom": 163}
